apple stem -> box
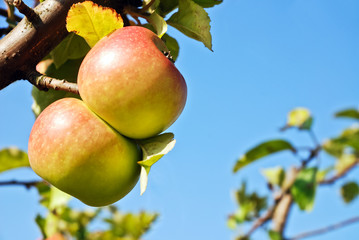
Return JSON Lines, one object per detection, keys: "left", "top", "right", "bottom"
{"left": 26, "top": 70, "right": 80, "bottom": 95}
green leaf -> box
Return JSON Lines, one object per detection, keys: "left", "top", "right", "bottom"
{"left": 335, "top": 108, "right": 359, "bottom": 120}
{"left": 138, "top": 133, "right": 176, "bottom": 195}
{"left": 167, "top": 0, "right": 212, "bottom": 50}
{"left": 284, "top": 107, "right": 313, "bottom": 130}
{"left": 193, "top": 0, "right": 222, "bottom": 8}
{"left": 268, "top": 230, "right": 282, "bottom": 240}
{"left": 341, "top": 182, "right": 359, "bottom": 203}
{"left": 233, "top": 139, "right": 296, "bottom": 173}
{"left": 162, "top": 33, "right": 179, "bottom": 61}
{"left": 35, "top": 214, "right": 47, "bottom": 238}
{"left": 66, "top": 1, "right": 124, "bottom": 47}
{"left": 0, "top": 147, "right": 29, "bottom": 173}
{"left": 291, "top": 167, "right": 318, "bottom": 211}
{"left": 50, "top": 33, "right": 90, "bottom": 68}
{"left": 157, "top": 0, "right": 178, "bottom": 16}
{"left": 261, "top": 167, "right": 285, "bottom": 187}
{"left": 145, "top": 12, "right": 168, "bottom": 37}
{"left": 233, "top": 182, "right": 267, "bottom": 223}
{"left": 32, "top": 59, "right": 82, "bottom": 118}
{"left": 102, "top": 208, "right": 158, "bottom": 239}
{"left": 324, "top": 127, "right": 359, "bottom": 157}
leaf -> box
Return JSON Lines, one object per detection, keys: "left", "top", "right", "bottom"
{"left": 335, "top": 108, "right": 359, "bottom": 120}
{"left": 268, "top": 230, "right": 282, "bottom": 240}
{"left": 162, "top": 33, "right": 179, "bottom": 61}
{"left": 323, "top": 127, "right": 359, "bottom": 157}
{"left": 142, "top": 0, "right": 160, "bottom": 14}
{"left": 35, "top": 214, "right": 47, "bottom": 238}
{"left": 193, "top": 0, "right": 223, "bottom": 8}
{"left": 145, "top": 12, "right": 167, "bottom": 37}
{"left": 261, "top": 167, "right": 285, "bottom": 187}
{"left": 233, "top": 182, "right": 267, "bottom": 223}
{"left": 233, "top": 139, "right": 296, "bottom": 173}
{"left": 66, "top": 1, "right": 124, "bottom": 47}
{"left": 0, "top": 147, "right": 29, "bottom": 173}
{"left": 316, "top": 166, "right": 333, "bottom": 182}
{"left": 284, "top": 107, "right": 313, "bottom": 130}
{"left": 167, "top": 0, "right": 212, "bottom": 50}
{"left": 50, "top": 33, "right": 90, "bottom": 68}
{"left": 157, "top": 0, "right": 178, "bottom": 16}
{"left": 341, "top": 182, "right": 359, "bottom": 204}
{"left": 32, "top": 59, "right": 82, "bottom": 118}
{"left": 291, "top": 167, "right": 318, "bottom": 211}
{"left": 335, "top": 154, "right": 357, "bottom": 175}
{"left": 137, "top": 133, "right": 176, "bottom": 195}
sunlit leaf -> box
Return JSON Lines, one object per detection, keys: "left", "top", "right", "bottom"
{"left": 291, "top": 167, "right": 317, "bottom": 211}
{"left": 138, "top": 133, "right": 176, "bottom": 195}
{"left": 324, "top": 127, "right": 359, "bottom": 157}
{"left": 335, "top": 154, "right": 357, "bottom": 175}
{"left": 233, "top": 140, "right": 296, "bottom": 172}
{"left": 316, "top": 166, "right": 333, "bottom": 182}
{"left": 145, "top": 12, "right": 167, "bottom": 37}
{"left": 162, "top": 33, "right": 179, "bottom": 61}
{"left": 0, "top": 147, "right": 29, "bottom": 173}
{"left": 142, "top": 0, "right": 160, "bottom": 14}
{"left": 341, "top": 182, "right": 359, "bottom": 204}
{"left": 284, "top": 107, "right": 313, "bottom": 130}
{"left": 32, "top": 59, "right": 82, "bottom": 118}
{"left": 50, "top": 33, "right": 90, "bottom": 68}
{"left": 168, "top": 0, "right": 212, "bottom": 50}
{"left": 261, "top": 167, "right": 285, "bottom": 187}
{"left": 66, "top": 1, "right": 124, "bottom": 47}
{"left": 335, "top": 108, "right": 359, "bottom": 120}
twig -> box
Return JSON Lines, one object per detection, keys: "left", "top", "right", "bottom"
{"left": 319, "top": 160, "right": 358, "bottom": 185}
{"left": 243, "top": 207, "right": 275, "bottom": 237}
{"left": 287, "top": 216, "right": 359, "bottom": 240}
{"left": 0, "top": 180, "right": 42, "bottom": 189}
{"left": 6, "top": 0, "right": 39, "bottom": 23}
{"left": 0, "top": 8, "right": 22, "bottom": 21}
{"left": 27, "top": 71, "right": 79, "bottom": 94}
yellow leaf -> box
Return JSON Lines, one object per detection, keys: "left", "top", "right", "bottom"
{"left": 66, "top": 1, "right": 124, "bottom": 47}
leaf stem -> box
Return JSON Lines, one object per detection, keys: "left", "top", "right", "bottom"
{"left": 0, "top": 180, "right": 42, "bottom": 189}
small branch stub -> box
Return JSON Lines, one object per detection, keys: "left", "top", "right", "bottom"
{"left": 27, "top": 71, "right": 79, "bottom": 94}
{"left": 6, "top": 0, "right": 39, "bottom": 23}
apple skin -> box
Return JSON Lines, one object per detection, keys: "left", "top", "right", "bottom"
{"left": 28, "top": 98, "right": 141, "bottom": 207}
{"left": 78, "top": 26, "right": 187, "bottom": 139}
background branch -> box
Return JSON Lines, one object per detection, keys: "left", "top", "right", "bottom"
{"left": 0, "top": 180, "right": 42, "bottom": 189}
{"left": 287, "top": 216, "right": 359, "bottom": 240}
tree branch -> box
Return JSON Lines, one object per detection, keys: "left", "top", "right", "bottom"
{"left": 7, "top": 0, "right": 39, "bottom": 23}
{"left": 0, "top": 180, "right": 42, "bottom": 189}
{"left": 0, "top": 0, "right": 126, "bottom": 90}
{"left": 319, "top": 160, "right": 358, "bottom": 185}
{"left": 27, "top": 71, "right": 79, "bottom": 94}
{"left": 287, "top": 216, "right": 359, "bottom": 240}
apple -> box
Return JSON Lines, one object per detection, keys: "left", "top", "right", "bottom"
{"left": 78, "top": 26, "right": 187, "bottom": 139}
{"left": 28, "top": 98, "right": 141, "bottom": 207}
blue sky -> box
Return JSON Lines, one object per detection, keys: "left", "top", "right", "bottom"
{"left": 0, "top": 0, "right": 359, "bottom": 239}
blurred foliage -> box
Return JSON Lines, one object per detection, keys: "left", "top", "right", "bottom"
{"left": 229, "top": 106, "right": 359, "bottom": 239}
